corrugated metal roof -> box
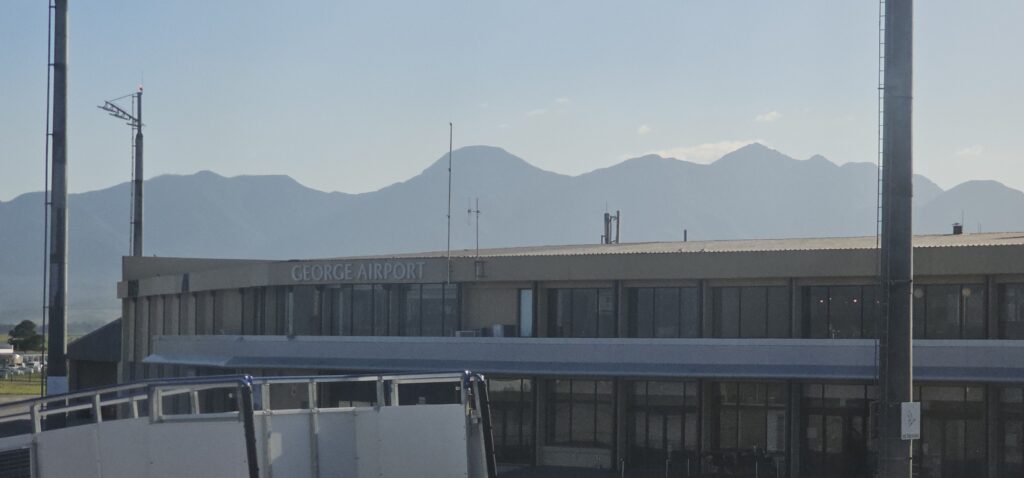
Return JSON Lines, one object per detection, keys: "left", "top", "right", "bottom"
{"left": 330, "top": 232, "right": 1024, "bottom": 261}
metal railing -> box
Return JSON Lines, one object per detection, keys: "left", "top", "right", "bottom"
{"left": 0, "top": 371, "right": 487, "bottom": 435}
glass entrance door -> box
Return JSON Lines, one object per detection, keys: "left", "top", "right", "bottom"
{"left": 802, "top": 384, "right": 876, "bottom": 478}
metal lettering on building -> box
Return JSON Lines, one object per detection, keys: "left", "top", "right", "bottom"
{"left": 289, "top": 261, "right": 427, "bottom": 283}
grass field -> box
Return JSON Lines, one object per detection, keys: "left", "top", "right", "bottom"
{"left": 0, "top": 372, "right": 44, "bottom": 396}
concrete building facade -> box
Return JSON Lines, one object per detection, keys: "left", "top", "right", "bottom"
{"left": 117, "top": 233, "right": 1024, "bottom": 477}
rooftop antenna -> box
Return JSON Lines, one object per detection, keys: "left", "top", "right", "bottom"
{"left": 98, "top": 85, "right": 144, "bottom": 257}
{"left": 601, "top": 210, "right": 620, "bottom": 244}
{"left": 446, "top": 123, "right": 453, "bottom": 283}
{"left": 467, "top": 198, "right": 481, "bottom": 258}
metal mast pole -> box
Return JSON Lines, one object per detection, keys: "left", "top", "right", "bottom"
{"left": 132, "top": 87, "right": 143, "bottom": 257}
{"left": 46, "top": 0, "right": 69, "bottom": 395}
{"left": 877, "top": 0, "right": 914, "bottom": 476}
{"left": 446, "top": 123, "right": 453, "bottom": 283}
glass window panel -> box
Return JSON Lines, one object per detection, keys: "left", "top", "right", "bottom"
{"left": 631, "top": 288, "right": 654, "bottom": 338}
{"left": 719, "top": 405, "right": 738, "bottom": 449}
{"left": 862, "top": 285, "right": 883, "bottom": 339}
{"left": 551, "top": 290, "right": 572, "bottom": 337}
{"left": 740, "top": 287, "right": 768, "bottom": 338}
{"left": 685, "top": 412, "right": 699, "bottom": 451}
{"left": 290, "top": 286, "right": 318, "bottom": 335}
{"left": 351, "top": 285, "right": 373, "bottom": 336}
{"left": 962, "top": 285, "right": 986, "bottom": 339}
{"left": 385, "top": 285, "right": 401, "bottom": 337}
{"left": 597, "top": 289, "right": 616, "bottom": 338}
{"left": 1002, "top": 284, "right": 1024, "bottom": 339}
{"left": 715, "top": 288, "right": 740, "bottom": 338}
{"left": 443, "top": 283, "right": 459, "bottom": 336}
{"left": 1004, "top": 419, "right": 1023, "bottom": 473}
{"left": 372, "top": 285, "right": 388, "bottom": 335}
{"left": 655, "top": 288, "right": 681, "bottom": 338}
{"left": 403, "top": 284, "right": 421, "bottom": 336}
{"left": 738, "top": 406, "right": 766, "bottom": 449}
{"left": 830, "top": 286, "right": 862, "bottom": 339}
{"left": 913, "top": 287, "right": 926, "bottom": 339}
{"left": 926, "top": 284, "right": 961, "bottom": 339}
{"left": 806, "top": 287, "right": 830, "bottom": 338}
{"left": 572, "top": 289, "right": 598, "bottom": 338}
{"left": 680, "top": 288, "right": 701, "bottom": 338}
{"left": 338, "top": 286, "right": 352, "bottom": 336}
{"left": 421, "top": 284, "right": 443, "bottom": 336}
{"left": 518, "top": 289, "right": 534, "bottom": 337}
{"left": 595, "top": 400, "right": 614, "bottom": 447}
{"left": 766, "top": 286, "right": 791, "bottom": 338}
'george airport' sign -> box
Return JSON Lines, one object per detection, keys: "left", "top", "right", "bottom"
{"left": 289, "top": 261, "right": 428, "bottom": 283}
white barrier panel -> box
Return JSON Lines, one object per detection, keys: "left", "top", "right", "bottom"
{"left": 257, "top": 404, "right": 472, "bottom": 478}
{"left": 357, "top": 404, "right": 469, "bottom": 478}
{"left": 29, "top": 417, "right": 251, "bottom": 478}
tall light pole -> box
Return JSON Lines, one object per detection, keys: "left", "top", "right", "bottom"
{"left": 99, "top": 86, "right": 144, "bottom": 257}
{"left": 877, "top": 0, "right": 914, "bottom": 476}
{"left": 46, "top": 0, "right": 69, "bottom": 396}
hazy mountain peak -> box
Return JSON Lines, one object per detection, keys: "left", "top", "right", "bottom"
{"left": 420, "top": 145, "right": 565, "bottom": 181}
{"left": 713, "top": 142, "right": 791, "bottom": 165}
{"left": 806, "top": 154, "right": 833, "bottom": 165}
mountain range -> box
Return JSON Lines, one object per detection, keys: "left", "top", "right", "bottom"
{"left": 2, "top": 143, "right": 1023, "bottom": 324}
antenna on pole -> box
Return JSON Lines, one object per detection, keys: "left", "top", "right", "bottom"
{"left": 467, "top": 198, "right": 481, "bottom": 258}
{"left": 446, "top": 123, "right": 453, "bottom": 283}
{"left": 601, "top": 210, "right": 621, "bottom": 245}
{"left": 98, "top": 87, "right": 144, "bottom": 257}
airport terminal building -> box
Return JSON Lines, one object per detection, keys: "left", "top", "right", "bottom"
{"left": 114, "top": 232, "right": 1024, "bottom": 477}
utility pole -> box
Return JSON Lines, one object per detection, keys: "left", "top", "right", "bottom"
{"left": 46, "top": 0, "right": 69, "bottom": 395}
{"left": 133, "top": 88, "right": 143, "bottom": 256}
{"left": 446, "top": 123, "right": 453, "bottom": 284}
{"left": 467, "top": 198, "right": 480, "bottom": 257}
{"left": 877, "top": 0, "right": 914, "bottom": 476}
{"left": 99, "top": 86, "right": 144, "bottom": 256}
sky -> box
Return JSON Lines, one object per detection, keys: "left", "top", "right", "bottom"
{"left": 1, "top": 1, "right": 1022, "bottom": 201}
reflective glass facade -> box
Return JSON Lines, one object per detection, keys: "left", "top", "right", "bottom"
{"left": 713, "top": 286, "right": 791, "bottom": 338}
{"left": 627, "top": 287, "right": 701, "bottom": 338}
{"left": 490, "top": 378, "right": 535, "bottom": 464}
{"left": 803, "top": 286, "right": 883, "bottom": 339}
{"left": 548, "top": 289, "right": 616, "bottom": 338}
{"left": 1000, "top": 284, "right": 1024, "bottom": 339}
{"left": 913, "top": 284, "right": 986, "bottom": 339}
{"left": 913, "top": 385, "right": 987, "bottom": 477}
{"left": 802, "top": 384, "right": 876, "bottom": 477}
{"left": 546, "top": 379, "right": 615, "bottom": 448}
{"left": 626, "top": 381, "right": 700, "bottom": 475}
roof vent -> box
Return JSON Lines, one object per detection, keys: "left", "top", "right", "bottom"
{"left": 952, "top": 223, "right": 963, "bottom": 235}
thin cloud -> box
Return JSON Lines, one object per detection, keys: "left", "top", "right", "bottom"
{"left": 555, "top": 97, "right": 570, "bottom": 104}
{"left": 755, "top": 111, "right": 782, "bottom": 123}
{"left": 633, "top": 140, "right": 763, "bottom": 164}
{"left": 636, "top": 124, "right": 652, "bottom": 135}
{"left": 956, "top": 145, "right": 984, "bottom": 157}
{"left": 526, "top": 108, "right": 547, "bottom": 117}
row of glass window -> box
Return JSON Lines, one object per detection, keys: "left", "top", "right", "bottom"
{"left": 490, "top": 378, "right": 1009, "bottom": 478}
{"left": 551, "top": 283, "right": 1024, "bottom": 340}
{"left": 130, "top": 282, "right": 1024, "bottom": 342}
